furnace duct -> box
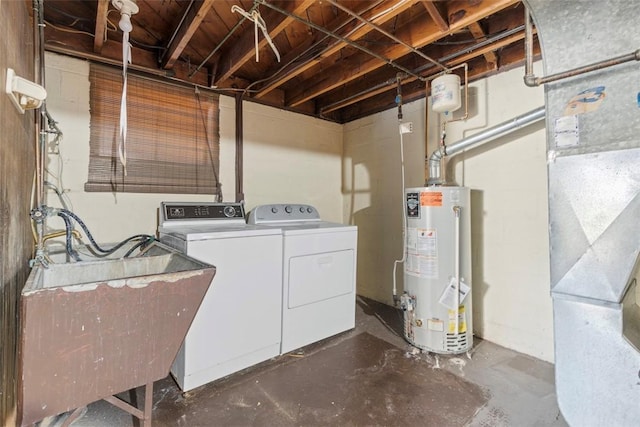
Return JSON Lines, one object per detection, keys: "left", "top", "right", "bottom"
{"left": 526, "top": 1, "right": 640, "bottom": 425}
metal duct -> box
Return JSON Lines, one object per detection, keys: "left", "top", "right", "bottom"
{"left": 526, "top": 1, "right": 640, "bottom": 425}
{"left": 427, "top": 106, "right": 545, "bottom": 185}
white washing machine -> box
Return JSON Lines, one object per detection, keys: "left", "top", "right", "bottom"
{"left": 158, "top": 202, "right": 282, "bottom": 392}
{"left": 248, "top": 204, "right": 357, "bottom": 354}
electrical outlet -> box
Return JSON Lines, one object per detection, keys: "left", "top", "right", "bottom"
{"left": 399, "top": 122, "right": 413, "bottom": 134}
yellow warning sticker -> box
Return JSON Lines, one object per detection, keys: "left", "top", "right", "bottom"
{"left": 448, "top": 306, "right": 467, "bottom": 334}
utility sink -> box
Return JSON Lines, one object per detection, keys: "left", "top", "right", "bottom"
{"left": 18, "top": 242, "right": 216, "bottom": 426}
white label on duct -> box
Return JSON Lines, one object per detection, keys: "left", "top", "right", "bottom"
{"left": 554, "top": 115, "right": 579, "bottom": 148}
{"left": 438, "top": 277, "right": 471, "bottom": 310}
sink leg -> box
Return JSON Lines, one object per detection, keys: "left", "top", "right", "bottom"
{"left": 103, "top": 382, "right": 154, "bottom": 426}
{"left": 60, "top": 407, "right": 87, "bottom": 427}
{"left": 143, "top": 382, "right": 153, "bottom": 427}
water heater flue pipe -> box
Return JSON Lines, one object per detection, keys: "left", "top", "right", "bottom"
{"left": 427, "top": 106, "right": 545, "bottom": 185}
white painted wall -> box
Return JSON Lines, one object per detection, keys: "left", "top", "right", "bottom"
{"left": 344, "top": 63, "right": 554, "bottom": 362}
{"left": 242, "top": 101, "right": 344, "bottom": 222}
{"left": 44, "top": 53, "right": 343, "bottom": 244}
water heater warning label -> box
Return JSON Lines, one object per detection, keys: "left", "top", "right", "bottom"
{"left": 406, "top": 192, "right": 420, "bottom": 218}
{"left": 421, "top": 191, "right": 442, "bottom": 207}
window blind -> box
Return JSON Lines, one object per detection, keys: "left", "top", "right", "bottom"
{"left": 86, "top": 64, "right": 220, "bottom": 194}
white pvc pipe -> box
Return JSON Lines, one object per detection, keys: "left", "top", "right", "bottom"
{"left": 453, "top": 206, "right": 461, "bottom": 335}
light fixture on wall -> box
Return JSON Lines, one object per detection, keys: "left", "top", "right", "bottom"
{"left": 5, "top": 68, "right": 47, "bottom": 114}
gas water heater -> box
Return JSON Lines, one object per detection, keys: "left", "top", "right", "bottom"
{"left": 402, "top": 186, "right": 472, "bottom": 354}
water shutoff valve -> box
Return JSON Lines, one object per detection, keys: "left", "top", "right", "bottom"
{"left": 400, "top": 293, "right": 415, "bottom": 312}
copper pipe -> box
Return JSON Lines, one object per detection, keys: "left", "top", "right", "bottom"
{"left": 42, "top": 229, "right": 82, "bottom": 243}
{"left": 424, "top": 81, "right": 430, "bottom": 184}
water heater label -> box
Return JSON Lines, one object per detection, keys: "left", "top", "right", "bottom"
{"left": 417, "top": 229, "right": 437, "bottom": 257}
{"left": 420, "top": 191, "right": 442, "bottom": 207}
{"left": 406, "top": 192, "right": 420, "bottom": 218}
{"left": 448, "top": 307, "right": 467, "bottom": 334}
{"left": 405, "top": 255, "right": 439, "bottom": 279}
{"left": 439, "top": 277, "right": 471, "bottom": 310}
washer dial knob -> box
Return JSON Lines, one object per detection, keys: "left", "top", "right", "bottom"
{"left": 223, "top": 205, "right": 236, "bottom": 218}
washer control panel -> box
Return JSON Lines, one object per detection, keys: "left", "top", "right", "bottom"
{"left": 160, "top": 202, "right": 245, "bottom": 227}
{"left": 248, "top": 204, "right": 320, "bottom": 224}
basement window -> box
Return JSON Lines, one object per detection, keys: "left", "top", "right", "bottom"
{"left": 85, "top": 64, "right": 220, "bottom": 195}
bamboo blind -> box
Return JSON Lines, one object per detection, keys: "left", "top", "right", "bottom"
{"left": 86, "top": 64, "right": 220, "bottom": 194}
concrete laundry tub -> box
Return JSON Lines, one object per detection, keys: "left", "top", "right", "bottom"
{"left": 18, "top": 242, "right": 215, "bottom": 426}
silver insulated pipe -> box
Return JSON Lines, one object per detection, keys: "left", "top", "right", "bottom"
{"left": 427, "top": 106, "right": 546, "bottom": 185}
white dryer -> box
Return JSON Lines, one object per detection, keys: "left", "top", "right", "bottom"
{"left": 248, "top": 204, "right": 357, "bottom": 354}
{"left": 158, "top": 202, "right": 282, "bottom": 392}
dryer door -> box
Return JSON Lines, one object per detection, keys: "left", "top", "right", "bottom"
{"left": 288, "top": 249, "right": 355, "bottom": 308}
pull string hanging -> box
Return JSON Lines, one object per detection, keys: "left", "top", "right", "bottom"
{"left": 112, "top": 0, "right": 139, "bottom": 176}
{"left": 119, "top": 30, "right": 131, "bottom": 175}
{"left": 231, "top": 4, "right": 281, "bottom": 63}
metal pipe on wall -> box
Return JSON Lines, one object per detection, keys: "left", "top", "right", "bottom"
{"left": 524, "top": 7, "right": 640, "bottom": 87}
{"left": 427, "top": 106, "right": 545, "bottom": 185}
{"left": 235, "top": 93, "right": 244, "bottom": 203}
{"left": 34, "top": 0, "right": 46, "bottom": 256}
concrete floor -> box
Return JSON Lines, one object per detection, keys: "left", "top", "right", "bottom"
{"left": 39, "top": 297, "right": 567, "bottom": 427}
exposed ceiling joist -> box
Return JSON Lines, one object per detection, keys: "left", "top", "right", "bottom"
{"left": 162, "top": 0, "right": 216, "bottom": 69}
{"left": 421, "top": 1, "right": 448, "bottom": 32}
{"left": 42, "top": 0, "right": 537, "bottom": 123}
{"left": 286, "top": 0, "right": 520, "bottom": 107}
{"left": 253, "top": 0, "right": 415, "bottom": 99}
{"left": 93, "top": 0, "right": 109, "bottom": 53}
{"left": 214, "top": 0, "right": 316, "bottom": 85}
{"left": 468, "top": 22, "right": 498, "bottom": 65}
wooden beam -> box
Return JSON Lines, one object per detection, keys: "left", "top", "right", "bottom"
{"left": 321, "top": 29, "right": 530, "bottom": 114}
{"left": 286, "top": 0, "right": 519, "bottom": 107}
{"left": 446, "top": 31, "right": 528, "bottom": 67}
{"left": 162, "top": 0, "right": 216, "bottom": 69}
{"left": 338, "top": 39, "right": 541, "bottom": 123}
{"left": 467, "top": 22, "right": 497, "bottom": 65}
{"left": 94, "top": 0, "right": 109, "bottom": 53}
{"left": 45, "top": 26, "right": 209, "bottom": 85}
{"left": 421, "top": 1, "right": 448, "bottom": 32}
{"left": 214, "top": 0, "right": 316, "bottom": 85}
{"left": 252, "top": 0, "right": 416, "bottom": 99}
